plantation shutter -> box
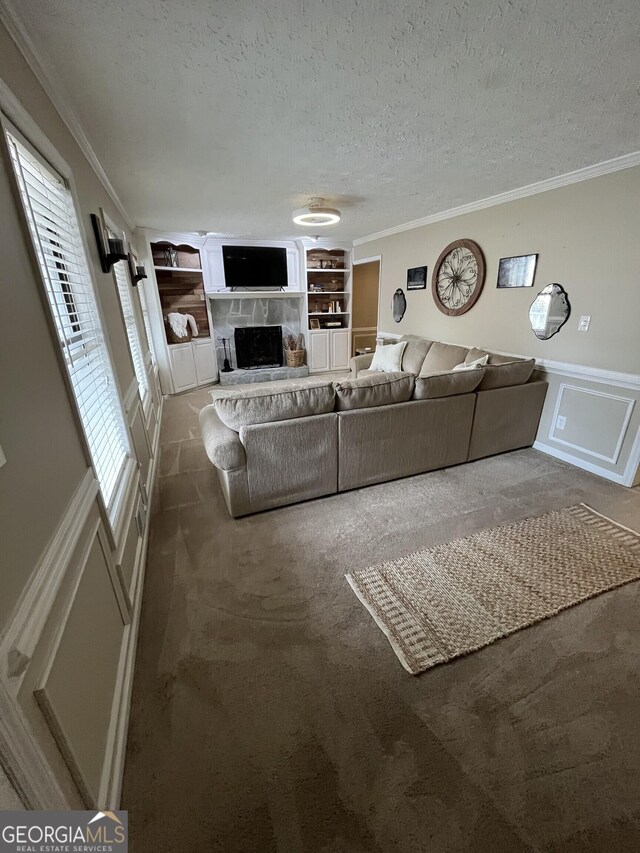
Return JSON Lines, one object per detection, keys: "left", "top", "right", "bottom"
{"left": 6, "top": 127, "right": 129, "bottom": 508}
{"left": 112, "top": 259, "right": 149, "bottom": 402}
{"left": 136, "top": 280, "right": 155, "bottom": 365}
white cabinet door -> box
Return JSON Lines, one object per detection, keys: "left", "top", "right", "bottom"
{"left": 203, "top": 246, "right": 225, "bottom": 291}
{"left": 331, "top": 329, "right": 351, "bottom": 370}
{"left": 193, "top": 339, "right": 216, "bottom": 384}
{"left": 309, "top": 331, "right": 331, "bottom": 372}
{"left": 169, "top": 344, "right": 197, "bottom": 391}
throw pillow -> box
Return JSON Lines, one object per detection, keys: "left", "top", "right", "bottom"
{"left": 453, "top": 354, "right": 488, "bottom": 371}
{"left": 369, "top": 341, "right": 407, "bottom": 372}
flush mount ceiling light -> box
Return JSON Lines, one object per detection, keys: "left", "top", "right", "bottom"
{"left": 292, "top": 197, "right": 341, "bottom": 226}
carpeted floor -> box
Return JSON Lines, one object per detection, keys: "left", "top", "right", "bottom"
{"left": 122, "top": 386, "right": 640, "bottom": 852}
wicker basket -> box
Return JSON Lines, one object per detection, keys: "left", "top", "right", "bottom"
{"left": 285, "top": 348, "right": 305, "bottom": 368}
{"left": 165, "top": 320, "right": 192, "bottom": 344}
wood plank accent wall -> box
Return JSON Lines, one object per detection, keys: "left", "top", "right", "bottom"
{"left": 155, "top": 270, "right": 210, "bottom": 339}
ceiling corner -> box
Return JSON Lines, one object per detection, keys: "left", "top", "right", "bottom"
{"left": 0, "top": 0, "right": 135, "bottom": 231}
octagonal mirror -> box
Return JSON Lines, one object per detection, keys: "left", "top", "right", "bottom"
{"left": 529, "top": 283, "right": 570, "bottom": 340}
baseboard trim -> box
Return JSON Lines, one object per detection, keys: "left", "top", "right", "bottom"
{"left": 533, "top": 441, "right": 628, "bottom": 486}
{"left": 101, "top": 393, "right": 164, "bottom": 808}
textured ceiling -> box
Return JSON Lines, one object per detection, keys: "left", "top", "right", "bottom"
{"left": 6, "top": 0, "right": 640, "bottom": 240}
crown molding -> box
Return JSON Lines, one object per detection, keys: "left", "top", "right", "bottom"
{"left": 354, "top": 151, "right": 640, "bottom": 246}
{"left": 0, "top": 1, "right": 134, "bottom": 230}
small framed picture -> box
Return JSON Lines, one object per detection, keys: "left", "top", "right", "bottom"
{"left": 309, "top": 318, "right": 320, "bottom": 330}
{"left": 497, "top": 254, "right": 538, "bottom": 288}
{"left": 407, "top": 266, "right": 428, "bottom": 290}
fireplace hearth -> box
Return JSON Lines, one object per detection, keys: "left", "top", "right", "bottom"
{"left": 234, "top": 325, "right": 283, "bottom": 369}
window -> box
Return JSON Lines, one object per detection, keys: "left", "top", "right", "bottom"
{"left": 5, "top": 126, "right": 130, "bottom": 508}
{"left": 136, "top": 280, "right": 155, "bottom": 365}
{"left": 112, "top": 256, "right": 149, "bottom": 402}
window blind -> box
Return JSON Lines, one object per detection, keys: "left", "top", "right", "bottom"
{"left": 112, "top": 259, "right": 149, "bottom": 401}
{"left": 6, "top": 128, "right": 129, "bottom": 508}
{"left": 136, "top": 281, "right": 155, "bottom": 365}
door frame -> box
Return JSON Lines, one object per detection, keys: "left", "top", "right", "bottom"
{"left": 352, "top": 255, "right": 382, "bottom": 354}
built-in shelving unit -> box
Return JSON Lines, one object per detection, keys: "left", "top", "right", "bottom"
{"left": 150, "top": 242, "right": 210, "bottom": 344}
{"left": 298, "top": 241, "right": 352, "bottom": 373}
{"left": 142, "top": 234, "right": 216, "bottom": 394}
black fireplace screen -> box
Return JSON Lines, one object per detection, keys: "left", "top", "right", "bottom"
{"left": 234, "top": 325, "right": 283, "bottom": 369}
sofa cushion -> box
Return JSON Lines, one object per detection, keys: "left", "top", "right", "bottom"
{"left": 465, "top": 347, "right": 535, "bottom": 390}
{"left": 420, "top": 341, "right": 470, "bottom": 375}
{"left": 214, "top": 379, "right": 335, "bottom": 430}
{"left": 399, "top": 335, "right": 434, "bottom": 375}
{"left": 334, "top": 371, "right": 415, "bottom": 411}
{"left": 369, "top": 340, "right": 407, "bottom": 372}
{"left": 413, "top": 368, "right": 484, "bottom": 400}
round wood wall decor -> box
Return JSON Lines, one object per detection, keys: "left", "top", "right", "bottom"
{"left": 431, "top": 239, "right": 486, "bottom": 316}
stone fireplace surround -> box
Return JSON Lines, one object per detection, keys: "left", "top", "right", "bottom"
{"left": 208, "top": 292, "right": 309, "bottom": 385}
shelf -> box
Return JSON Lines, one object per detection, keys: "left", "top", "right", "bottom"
{"left": 154, "top": 266, "right": 203, "bottom": 272}
{"left": 168, "top": 336, "right": 211, "bottom": 347}
{"left": 306, "top": 268, "right": 346, "bottom": 273}
{"left": 207, "top": 291, "right": 305, "bottom": 299}
{"left": 308, "top": 291, "right": 348, "bottom": 295}
{"left": 308, "top": 312, "right": 349, "bottom": 316}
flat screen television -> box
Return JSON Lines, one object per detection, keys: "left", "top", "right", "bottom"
{"left": 222, "top": 245, "right": 288, "bottom": 289}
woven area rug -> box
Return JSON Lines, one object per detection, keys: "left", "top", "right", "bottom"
{"left": 346, "top": 504, "right": 640, "bottom": 675}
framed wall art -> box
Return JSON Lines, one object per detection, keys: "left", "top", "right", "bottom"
{"left": 407, "top": 266, "right": 427, "bottom": 290}
{"left": 497, "top": 254, "right": 538, "bottom": 289}
{"left": 432, "top": 239, "right": 485, "bottom": 316}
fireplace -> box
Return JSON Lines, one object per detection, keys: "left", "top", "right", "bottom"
{"left": 234, "top": 325, "right": 283, "bottom": 369}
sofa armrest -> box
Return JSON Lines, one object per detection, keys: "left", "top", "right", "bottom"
{"left": 349, "top": 352, "right": 374, "bottom": 376}
{"left": 199, "top": 404, "right": 246, "bottom": 470}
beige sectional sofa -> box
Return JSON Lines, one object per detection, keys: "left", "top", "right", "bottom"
{"left": 199, "top": 335, "right": 548, "bottom": 517}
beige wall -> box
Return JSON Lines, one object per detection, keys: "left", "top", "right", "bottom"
{"left": 0, "top": 22, "right": 136, "bottom": 631}
{"left": 355, "top": 167, "right": 640, "bottom": 375}
{"left": 0, "top": 21, "right": 160, "bottom": 809}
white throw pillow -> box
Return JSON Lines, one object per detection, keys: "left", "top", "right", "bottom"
{"left": 369, "top": 341, "right": 407, "bottom": 372}
{"left": 453, "top": 354, "right": 488, "bottom": 371}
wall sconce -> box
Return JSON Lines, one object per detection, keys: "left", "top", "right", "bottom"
{"left": 90, "top": 211, "right": 128, "bottom": 273}
{"left": 128, "top": 252, "right": 147, "bottom": 286}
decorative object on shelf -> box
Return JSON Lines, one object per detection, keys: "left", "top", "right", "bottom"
{"left": 310, "top": 318, "right": 320, "bottom": 330}
{"left": 90, "top": 211, "right": 127, "bottom": 273}
{"left": 497, "top": 254, "right": 538, "bottom": 288}
{"left": 407, "top": 265, "right": 428, "bottom": 290}
{"left": 127, "top": 252, "right": 147, "bottom": 286}
{"left": 392, "top": 288, "right": 407, "bottom": 323}
{"left": 283, "top": 333, "right": 306, "bottom": 367}
{"left": 220, "top": 337, "right": 234, "bottom": 372}
{"left": 165, "top": 312, "right": 198, "bottom": 344}
{"left": 164, "top": 245, "right": 179, "bottom": 267}
{"left": 293, "top": 197, "right": 341, "bottom": 226}
{"left": 432, "top": 239, "right": 486, "bottom": 316}
{"left": 529, "top": 283, "right": 571, "bottom": 340}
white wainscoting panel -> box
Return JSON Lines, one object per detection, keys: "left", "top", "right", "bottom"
{"left": 548, "top": 384, "right": 635, "bottom": 464}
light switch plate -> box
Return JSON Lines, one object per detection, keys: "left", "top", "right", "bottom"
{"left": 578, "top": 315, "right": 591, "bottom": 331}
{"left": 0, "top": 443, "right": 5, "bottom": 468}
{"left": 556, "top": 415, "right": 567, "bottom": 430}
